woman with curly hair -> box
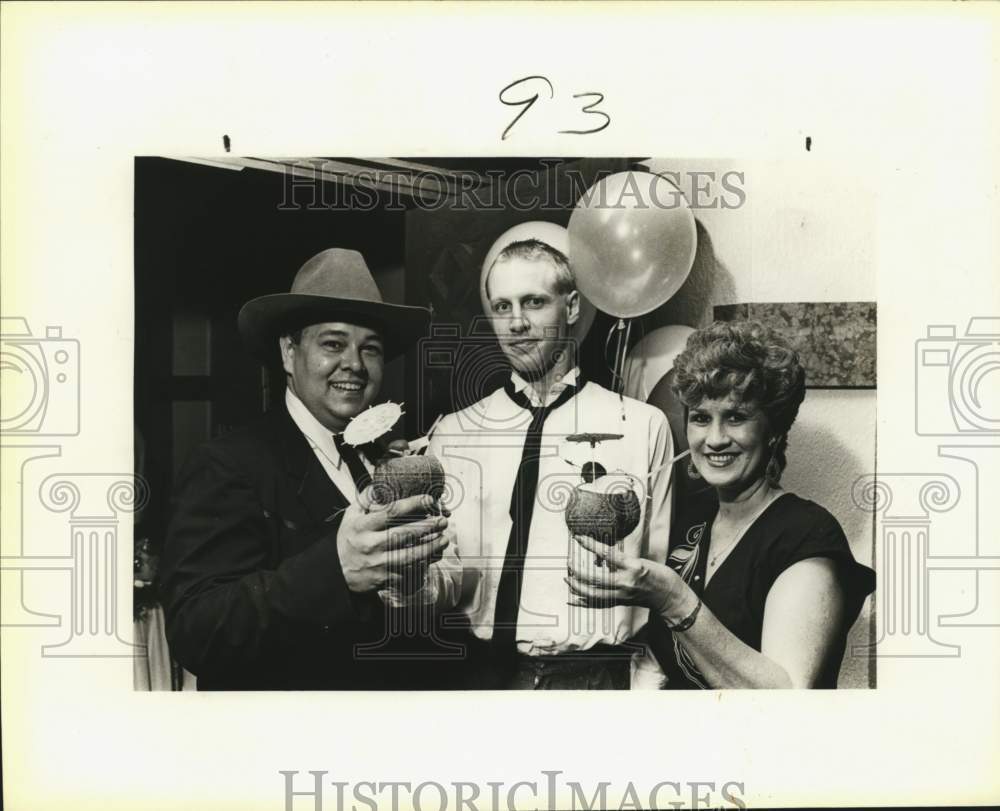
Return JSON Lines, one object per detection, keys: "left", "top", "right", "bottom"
{"left": 567, "top": 320, "right": 875, "bottom": 688}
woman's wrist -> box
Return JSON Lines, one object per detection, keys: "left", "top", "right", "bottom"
{"left": 657, "top": 581, "right": 701, "bottom": 628}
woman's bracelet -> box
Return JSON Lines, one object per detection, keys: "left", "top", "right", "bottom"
{"left": 665, "top": 596, "right": 702, "bottom": 633}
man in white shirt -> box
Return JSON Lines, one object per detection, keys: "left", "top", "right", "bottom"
{"left": 397, "top": 236, "right": 673, "bottom": 688}
{"left": 161, "top": 248, "right": 450, "bottom": 689}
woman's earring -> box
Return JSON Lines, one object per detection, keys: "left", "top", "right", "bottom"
{"left": 765, "top": 456, "right": 781, "bottom": 484}
{"left": 765, "top": 435, "right": 783, "bottom": 484}
{"left": 687, "top": 459, "right": 701, "bottom": 479}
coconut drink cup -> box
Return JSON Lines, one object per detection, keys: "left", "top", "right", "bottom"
{"left": 369, "top": 452, "right": 447, "bottom": 593}
{"left": 370, "top": 453, "right": 446, "bottom": 507}
{"left": 564, "top": 476, "right": 641, "bottom": 566}
{"left": 342, "top": 401, "right": 448, "bottom": 513}
{"left": 341, "top": 403, "right": 448, "bottom": 596}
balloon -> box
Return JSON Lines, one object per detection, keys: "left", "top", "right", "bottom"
{"left": 568, "top": 172, "right": 696, "bottom": 318}
{"left": 480, "top": 221, "right": 596, "bottom": 343}
{"left": 624, "top": 324, "right": 695, "bottom": 453}
{"left": 647, "top": 368, "right": 689, "bottom": 455}
{"left": 623, "top": 325, "right": 695, "bottom": 402}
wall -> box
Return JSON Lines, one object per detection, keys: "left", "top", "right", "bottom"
{"left": 642, "top": 158, "right": 877, "bottom": 688}
{"left": 134, "top": 158, "right": 409, "bottom": 546}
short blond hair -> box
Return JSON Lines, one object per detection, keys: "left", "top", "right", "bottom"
{"left": 485, "top": 238, "right": 575, "bottom": 298}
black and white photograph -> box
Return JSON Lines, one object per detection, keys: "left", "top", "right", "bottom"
{"left": 133, "top": 157, "right": 876, "bottom": 692}
{"left": 2, "top": 4, "right": 998, "bottom": 811}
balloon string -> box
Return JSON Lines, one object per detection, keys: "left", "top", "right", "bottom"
{"left": 619, "top": 319, "right": 632, "bottom": 419}
{"left": 622, "top": 319, "right": 633, "bottom": 388}
{"left": 604, "top": 318, "right": 636, "bottom": 405}
{"left": 603, "top": 321, "right": 619, "bottom": 386}
{"left": 615, "top": 318, "right": 625, "bottom": 398}
{"left": 615, "top": 319, "right": 625, "bottom": 395}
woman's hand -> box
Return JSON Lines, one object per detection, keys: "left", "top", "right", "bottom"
{"left": 565, "top": 535, "right": 688, "bottom": 617}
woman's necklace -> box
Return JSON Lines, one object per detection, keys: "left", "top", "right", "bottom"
{"left": 708, "top": 489, "right": 783, "bottom": 569}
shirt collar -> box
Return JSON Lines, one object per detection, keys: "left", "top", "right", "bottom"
{"left": 510, "top": 366, "right": 580, "bottom": 408}
{"left": 285, "top": 387, "right": 344, "bottom": 469}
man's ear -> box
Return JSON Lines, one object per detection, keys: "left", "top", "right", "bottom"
{"left": 565, "top": 290, "right": 581, "bottom": 327}
{"left": 278, "top": 336, "right": 295, "bottom": 376}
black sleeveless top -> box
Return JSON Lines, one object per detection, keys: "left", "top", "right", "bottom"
{"left": 648, "top": 489, "right": 876, "bottom": 689}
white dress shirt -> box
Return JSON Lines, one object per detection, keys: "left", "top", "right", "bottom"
{"left": 284, "top": 387, "right": 373, "bottom": 503}
{"left": 415, "top": 369, "right": 673, "bottom": 687}
{"left": 510, "top": 366, "right": 579, "bottom": 407}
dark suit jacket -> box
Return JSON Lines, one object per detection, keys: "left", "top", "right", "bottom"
{"left": 161, "top": 403, "right": 411, "bottom": 690}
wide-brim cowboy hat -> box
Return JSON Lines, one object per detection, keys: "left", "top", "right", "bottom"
{"left": 238, "top": 248, "right": 431, "bottom": 360}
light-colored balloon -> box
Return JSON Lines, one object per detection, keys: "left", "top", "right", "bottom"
{"left": 623, "top": 324, "right": 695, "bottom": 402}
{"left": 568, "top": 172, "right": 696, "bottom": 318}
{"left": 647, "top": 368, "right": 689, "bottom": 455}
{"left": 480, "top": 221, "right": 596, "bottom": 343}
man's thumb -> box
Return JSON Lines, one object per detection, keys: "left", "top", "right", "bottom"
{"left": 356, "top": 485, "right": 378, "bottom": 513}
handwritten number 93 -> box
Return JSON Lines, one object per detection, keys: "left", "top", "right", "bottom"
{"left": 499, "top": 76, "right": 610, "bottom": 141}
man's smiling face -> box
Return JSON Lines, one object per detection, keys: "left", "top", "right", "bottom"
{"left": 280, "top": 321, "right": 385, "bottom": 432}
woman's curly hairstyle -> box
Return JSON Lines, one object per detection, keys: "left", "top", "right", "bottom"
{"left": 670, "top": 320, "right": 806, "bottom": 483}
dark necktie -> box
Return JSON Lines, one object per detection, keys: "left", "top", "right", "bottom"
{"left": 491, "top": 376, "right": 584, "bottom": 659}
{"left": 333, "top": 434, "right": 373, "bottom": 493}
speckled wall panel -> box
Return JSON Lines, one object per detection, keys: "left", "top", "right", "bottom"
{"left": 713, "top": 302, "right": 877, "bottom": 388}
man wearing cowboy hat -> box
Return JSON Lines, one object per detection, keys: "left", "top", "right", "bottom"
{"left": 161, "top": 248, "right": 449, "bottom": 690}
{"left": 404, "top": 224, "right": 673, "bottom": 689}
